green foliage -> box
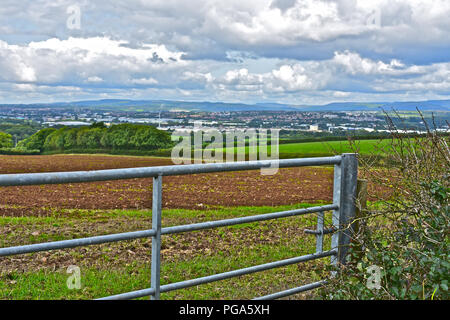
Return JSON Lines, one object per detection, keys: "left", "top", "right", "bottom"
{"left": 18, "top": 123, "right": 173, "bottom": 153}
{"left": 0, "top": 127, "right": 41, "bottom": 154}
{"left": 0, "top": 147, "right": 40, "bottom": 155}
{"left": 0, "top": 119, "right": 43, "bottom": 142}
{"left": 17, "top": 128, "right": 56, "bottom": 151}
{"left": 0, "top": 131, "right": 13, "bottom": 148}
{"left": 321, "top": 113, "right": 449, "bottom": 300}
{"left": 323, "top": 180, "right": 449, "bottom": 300}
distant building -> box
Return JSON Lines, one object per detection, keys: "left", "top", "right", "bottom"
{"left": 43, "top": 121, "right": 91, "bottom": 127}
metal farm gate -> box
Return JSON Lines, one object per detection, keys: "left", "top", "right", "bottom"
{"left": 0, "top": 154, "right": 358, "bottom": 300}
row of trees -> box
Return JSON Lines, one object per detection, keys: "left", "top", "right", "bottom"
{"left": 17, "top": 123, "right": 173, "bottom": 152}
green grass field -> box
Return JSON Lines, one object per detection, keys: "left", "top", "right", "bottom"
{"left": 0, "top": 203, "right": 335, "bottom": 300}
{"left": 277, "top": 139, "right": 389, "bottom": 157}
{"left": 197, "top": 138, "right": 390, "bottom": 159}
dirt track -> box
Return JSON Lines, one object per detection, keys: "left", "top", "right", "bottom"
{"left": 0, "top": 155, "right": 335, "bottom": 216}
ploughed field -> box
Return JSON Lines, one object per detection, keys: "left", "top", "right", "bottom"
{"left": 0, "top": 154, "right": 335, "bottom": 217}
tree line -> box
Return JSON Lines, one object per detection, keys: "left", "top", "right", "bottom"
{"left": 16, "top": 123, "right": 173, "bottom": 153}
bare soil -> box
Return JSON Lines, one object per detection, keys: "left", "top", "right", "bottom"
{"left": 0, "top": 155, "right": 335, "bottom": 216}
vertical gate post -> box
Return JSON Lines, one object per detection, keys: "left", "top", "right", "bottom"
{"left": 151, "top": 175, "right": 162, "bottom": 300}
{"left": 331, "top": 153, "right": 358, "bottom": 266}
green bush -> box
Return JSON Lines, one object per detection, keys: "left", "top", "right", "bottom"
{"left": 0, "top": 147, "right": 40, "bottom": 155}
{"left": 321, "top": 112, "right": 449, "bottom": 300}
{"left": 0, "top": 131, "right": 13, "bottom": 148}
{"left": 17, "top": 128, "right": 57, "bottom": 152}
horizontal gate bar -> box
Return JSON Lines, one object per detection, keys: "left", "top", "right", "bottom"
{"left": 253, "top": 280, "right": 327, "bottom": 300}
{"left": 304, "top": 227, "right": 335, "bottom": 235}
{"left": 161, "top": 204, "right": 338, "bottom": 235}
{"left": 0, "top": 156, "right": 342, "bottom": 187}
{"left": 0, "top": 205, "right": 337, "bottom": 257}
{"left": 97, "top": 288, "right": 156, "bottom": 300}
{"left": 0, "top": 229, "right": 156, "bottom": 257}
{"left": 159, "top": 250, "right": 335, "bottom": 293}
{"left": 97, "top": 249, "right": 336, "bottom": 300}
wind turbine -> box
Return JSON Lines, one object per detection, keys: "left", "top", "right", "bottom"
{"left": 158, "top": 104, "right": 163, "bottom": 128}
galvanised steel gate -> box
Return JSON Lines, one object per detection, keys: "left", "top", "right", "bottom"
{"left": 0, "top": 154, "right": 358, "bottom": 300}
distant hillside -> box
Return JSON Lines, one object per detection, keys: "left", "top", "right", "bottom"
{"left": 1, "top": 99, "right": 449, "bottom": 112}
{"left": 304, "top": 100, "right": 450, "bottom": 112}
{"left": 44, "top": 99, "right": 300, "bottom": 112}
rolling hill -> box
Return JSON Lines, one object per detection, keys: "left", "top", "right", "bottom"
{"left": 1, "top": 99, "right": 449, "bottom": 112}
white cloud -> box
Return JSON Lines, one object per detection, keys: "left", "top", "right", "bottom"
{"left": 130, "top": 77, "right": 159, "bottom": 85}
{"left": 332, "top": 51, "right": 423, "bottom": 76}
{"left": 87, "top": 76, "right": 103, "bottom": 83}
{"left": 371, "top": 62, "right": 450, "bottom": 92}
{"left": 271, "top": 65, "right": 315, "bottom": 91}
{"left": 217, "top": 62, "right": 328, "bottom": 94}
{"left": 332, "top": 91, "right": 351, "bottom": 98}
{"left": 0, "top": 37, "right": 188, "bottom": 86}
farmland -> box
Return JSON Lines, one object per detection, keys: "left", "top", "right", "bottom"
{"left": 0, "top": 139, "right": 444, "bottom": 300}
{"left": 278, "top": 139, "right": 388, "bottom": 156}
{"left": 0, "top": 154, "right": 341, "bottom": 299}
{"left": 0, "top": 154, "right": 336, "bottom": 214}
{"left": 189, "top": 138, "right": 390, "bottom": 161}
{"left": 241, "top": 139, "right": 388, "bottom": 158}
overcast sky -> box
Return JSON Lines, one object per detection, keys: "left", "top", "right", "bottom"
{"left": 0, "top": 0, "right": 449, "bottom": 105}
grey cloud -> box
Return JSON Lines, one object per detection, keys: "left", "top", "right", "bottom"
{"left": 149, "top": 52, "right": 164, "bottom": 63}
{"left": 1, "top": 0, "right": 449, "bottom": 65}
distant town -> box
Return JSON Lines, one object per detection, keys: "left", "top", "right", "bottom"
{"left": 1, "top": 105, "right": 448, "bottom": 135}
